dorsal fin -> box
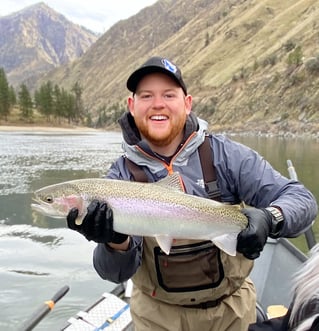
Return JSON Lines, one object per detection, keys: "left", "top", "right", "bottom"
{"left": 155, "top": 172, "right": 185, "bottom": 192}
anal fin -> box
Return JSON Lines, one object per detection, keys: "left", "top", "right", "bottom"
{"left": 155, "top": 235, "right": 174, "bottom": 255}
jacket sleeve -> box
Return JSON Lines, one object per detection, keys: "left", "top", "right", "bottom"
{"left": 93, "top": 236, "right": 143, "bottom": 283}
{"left": 212, "top": 135, "right": 318, "bottom": 237}
{"left": 92, "top": 157, "right": 143, "bottom": 283}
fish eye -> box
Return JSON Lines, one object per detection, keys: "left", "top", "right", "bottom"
{"left": 45, "top": 195, "right": 54, "bottom": 203}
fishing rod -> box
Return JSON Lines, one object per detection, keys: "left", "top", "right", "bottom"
{"left": 287, "top": 159, "right": 317, "bottom": 250}
{"left": 19, "top": 285, "right": 70, "bottom": 331}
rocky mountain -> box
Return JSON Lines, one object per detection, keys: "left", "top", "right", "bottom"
{"left": 0, "top": 2, "right": 98, "bottom": 87}
{"left": 5, "top": 0, "right": 319, "bottom": 134}
{"left": 37, "top": 0, "right": 319, "bottom": 135}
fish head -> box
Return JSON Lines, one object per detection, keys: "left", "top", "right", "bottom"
{"left": 31, "top": 182, "right": 87, "bottom": 221}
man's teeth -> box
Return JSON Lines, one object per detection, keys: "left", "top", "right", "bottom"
{"left": 151, "top": 115, "right": 167, "bottom": 120}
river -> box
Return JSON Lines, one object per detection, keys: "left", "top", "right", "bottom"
{"left": 0, "top": 130, "right": 318, "bottom": 330}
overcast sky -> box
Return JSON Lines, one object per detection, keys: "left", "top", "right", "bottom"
{"left": 0, "top": 0, "right": 158, "bottom": 33}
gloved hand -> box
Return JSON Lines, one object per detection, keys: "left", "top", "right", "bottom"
{"left": 67, "top": 199, "right": 128, "bottom": 244}
{"left": 237, "top": 207, "right": 272, "bottom": 260}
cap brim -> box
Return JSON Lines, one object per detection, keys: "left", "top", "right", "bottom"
{"left": 127, "top": 66, "right": 187, "bottom": 94}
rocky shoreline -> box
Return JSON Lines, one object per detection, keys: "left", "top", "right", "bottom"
{"left": 1, "top": 122, "right": 318, "bottom": 140}
{"left": 210, "top": 120, "right": 319, "bottom": 140}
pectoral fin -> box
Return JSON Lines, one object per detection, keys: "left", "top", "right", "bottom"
{"left": 212, "top": 233, "right": 238, "bottom": 256}
{"left": 155, "top": 235, "right": 174, "bottom": 255}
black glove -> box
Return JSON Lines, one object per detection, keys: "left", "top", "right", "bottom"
{"left": 237, "top": 207, "right": 272, "bottom": 260}
{"left": 67, "top": 199, "right": 128, "bottom": 244}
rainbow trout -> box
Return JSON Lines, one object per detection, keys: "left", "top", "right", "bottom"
{"left": 31, "top": 172, "right": 248, "bottom": 255}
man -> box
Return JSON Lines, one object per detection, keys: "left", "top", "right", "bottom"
{"left": 67, "top": 56, "right": 318, "bottom": 331}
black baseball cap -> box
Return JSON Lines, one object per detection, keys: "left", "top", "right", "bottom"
{"left": 126, "top": 56, "right": 187, "bottom": 95}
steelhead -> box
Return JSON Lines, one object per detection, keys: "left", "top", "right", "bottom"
{"left": 31, "top": 172, "right": 248, "bottom": 255}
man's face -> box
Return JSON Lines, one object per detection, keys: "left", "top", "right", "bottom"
{"left": 127, "top": 73, "right": 192, "bottom": 148}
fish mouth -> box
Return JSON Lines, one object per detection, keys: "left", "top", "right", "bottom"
{"left": 31, "top": 198, "right": 65, "bottom": 219}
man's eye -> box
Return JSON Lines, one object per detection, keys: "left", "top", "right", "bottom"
{"left": 141, "top": 94, "right": 152, "bottom": 99}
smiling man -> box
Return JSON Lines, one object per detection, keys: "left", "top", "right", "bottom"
{"left": 67, "top": 56, "right": 318, "bottom": 331}
{"left": 127, "top": 61, "right": 192, "bottom": 154}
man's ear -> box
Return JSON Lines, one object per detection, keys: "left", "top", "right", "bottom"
{"left": 185, "top": 94, "right": 192, "bottom": 115}
{"left": 127, "top": 96, "right": 135, "bottom": 116}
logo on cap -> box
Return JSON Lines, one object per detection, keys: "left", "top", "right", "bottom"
{"left": 161, "top": 59, "right": 177, "bottom": 74}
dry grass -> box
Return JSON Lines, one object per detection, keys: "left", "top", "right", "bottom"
{"left": 8, "top": 0, "right": 319, "bottom": 134}
{"left": 0, "top": 107, "right": 78, "bottom": 129}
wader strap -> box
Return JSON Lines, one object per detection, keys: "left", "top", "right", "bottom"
{"left": 198, "top": 136, "right": 221, "bottom": 201}
{"left": 125, "top": 157, "right": 149, "bottom": 182}
{"left": 182, "top": 296, "right": 227, "bottom": 309}
{"left": 124, "top": 136, "right": 221, "bottom": 201}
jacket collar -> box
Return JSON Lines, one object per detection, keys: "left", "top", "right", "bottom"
{"left": 118, "top": 112, "right": 208, "bottom": 173}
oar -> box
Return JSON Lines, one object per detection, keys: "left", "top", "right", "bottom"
{"left": 287, "top": 160, "right": 317, "bottom": 249}
{"left": 19, "top": 285, "right": 70, "bottom": 331}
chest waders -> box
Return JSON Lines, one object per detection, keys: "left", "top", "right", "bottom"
{"left": 125, "top": 135, "right": 253, "bottom": 306}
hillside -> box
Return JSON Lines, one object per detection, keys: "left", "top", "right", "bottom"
{"left": 16, "top": 0, "right": 319, "bottom": 134}
{"left": 0, "top": 2, "right": 98, "bottom": 87}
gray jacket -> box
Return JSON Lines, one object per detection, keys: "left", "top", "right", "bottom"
{"left": 93, "top": 112, "right": 318, "bottom": 283}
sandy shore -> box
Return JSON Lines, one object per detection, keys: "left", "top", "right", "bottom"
{"left": 0, "top": 125, "right": 102, "bottom": 133}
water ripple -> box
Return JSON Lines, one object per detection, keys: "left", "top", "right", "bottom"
{"left": 0, "top": 131, "right": 122, "bottom": 195}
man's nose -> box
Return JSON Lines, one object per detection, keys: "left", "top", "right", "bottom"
{"left": 152, "top": 95, "right": 165, "bottom": 108}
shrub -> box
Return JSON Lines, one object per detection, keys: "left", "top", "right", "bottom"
{"left": 283, "top": 40, "right": 296, "bottom": 52}
{"left": 287, "top": 46, "right": 303, "bottom": 66}
{"left": 262, "top": 54, "right": 277, "bottom": 67}
{"left": 305, "top": 56, "right": 319, "bottom": 74}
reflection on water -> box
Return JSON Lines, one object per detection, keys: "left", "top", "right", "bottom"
{"left": 231, "top": 134, "right": 319, "bottom": 252}
{"left": 0, "top": 130, "right": 318, "bottom": 330}
{"left": 0, "top": 222, "right": 116, "bottom": 330}
{"left": 9, "top": 269, "right": 51, "bottom": 276}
